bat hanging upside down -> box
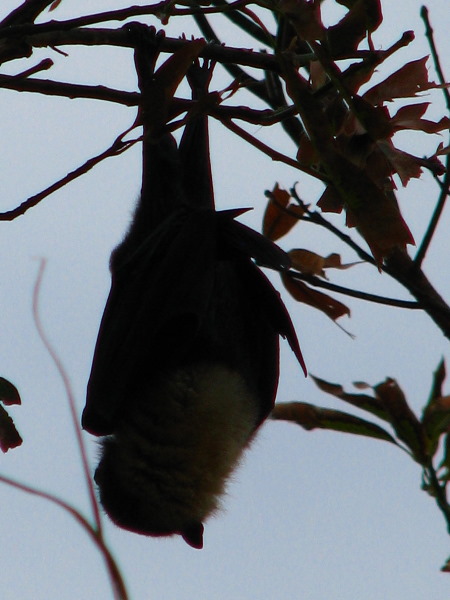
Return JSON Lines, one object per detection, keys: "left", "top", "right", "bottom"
{"left": 82, "top": 28, "right": 306, "bottom": 549}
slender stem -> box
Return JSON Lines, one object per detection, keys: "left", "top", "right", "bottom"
{"left": 0, "top": 129, "right": 140, "bottom": 221}
{"left": 32, "top": 260, "right": 103, "bottom": 534}
{"left": 421, "top": 6, "right": 450, "bottom": 110}
{"left": 219, "top": 117, "right": 326, "bottom": 179}
{"left": 0, "top": 473, "right": 129, "bottom": 600}
{"left": 423, "top": 461, "right": 450, "bottom": 535}
{"left": 414, "top": 171, "right": 450, "bottom": 267}
{"left": 414, "top": 7, "right": 450, "bottom": 266}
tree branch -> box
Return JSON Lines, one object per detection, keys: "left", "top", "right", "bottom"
{"left": 289, "top": 271, "right": 421, "bottom": 309}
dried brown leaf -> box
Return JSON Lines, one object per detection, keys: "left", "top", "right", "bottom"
{"left": 263, "top": 185, "right": 304, "bottom": 241}
{"left": 364, "top": 56, "right": 434, "bottom": 105}
{"left": 282, "top": 273, "right": 350, "bottom": 320}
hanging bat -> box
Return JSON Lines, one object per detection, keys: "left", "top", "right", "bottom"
{"left": 82, "top": 28, "right": 306, "bottom": 549}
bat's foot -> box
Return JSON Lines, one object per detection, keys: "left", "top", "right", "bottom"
{"left": 124, "top": 22, "right": 165, "bottom": 79}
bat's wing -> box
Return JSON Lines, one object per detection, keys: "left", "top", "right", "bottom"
{"left": 83, "top": 207, "right": 220, "bottom": 435}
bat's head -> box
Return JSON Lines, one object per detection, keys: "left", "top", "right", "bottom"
{"left": 94, "top": 435, "right": 205, "bottom": 549}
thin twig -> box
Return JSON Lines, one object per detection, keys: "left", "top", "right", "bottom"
{"left": 0, "top": 472, "right": 129, "bottom": 600}
{"left": 414, "top": 7, "right": 450, "bottom": 266}
{"left": 414, "top": 171, "right": 450, "bottom": 266}
{"left": 289, "top": 271, "right": 421, "bottom": 309}
{"left": 0, "top": 129, "right": 140, "bottom": 221}
{"left": 421, "top": 6, "right": 450, "bottom": 110}
{"left": 423, "top": 461, "right": 450, "bottom": 535}
{"left": 219, "top": 117, "right": 326, "bottom": 180}
{"left": 32, "top": 259, "right": 103, "bottom": 534}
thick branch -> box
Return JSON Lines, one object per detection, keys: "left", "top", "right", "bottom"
{"left": 385, "top": 249, "right": 450, "bottom": 340}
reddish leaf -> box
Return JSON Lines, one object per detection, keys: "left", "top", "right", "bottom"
{"left": 288, "top": 249, "right": 328, "bottom": 276}
{"left": 346, "top": 187, "right": 415, "bottom": 265}
{"left": 327, "top": 0, "right": 382, "bottom": 55}
{"left": 435, "top": 143, "right": 450, "bottom": 157}
{"left": 272, "top": 401, "right": 396, "bottom": 444}
{"left": 376, "top": 140, "right": 423, "bottom": 186}
{"left": 346, "top": 96, "right": 393, "bottom": 139}
{"left": 278, "top": 0, "right": 324, "bottom": 42}
{"left": 0, "top": 377, "right": 21, "bottom": 406}
{"left": 263, "top": 184, "right": 304, "bottom": 241}
{"left": 364, "top": 57, "right": 434, "bottom": 105}
{"left": 282, "top": 273, "right": 350, "bottom": 320}
{"left": 391, "top": 103, "right": 450, "bottom": 134}
{"left": 0, "top": 405, "right": 22, "bottom": 452}
{"left": 374, "top": 378, "right": 426, "bottom": 463}
{"left": 317, "top": 185, "right": 344, "bottom": 213}
{"left": 288, "top": 249, "right": 361, "bottom": 277}
{"left": 296, "top": 136, "right": 320, "bottom": 167}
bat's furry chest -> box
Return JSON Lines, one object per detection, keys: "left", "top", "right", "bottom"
{"left": 95, "top": 361, "right": 259, "bottom": 546}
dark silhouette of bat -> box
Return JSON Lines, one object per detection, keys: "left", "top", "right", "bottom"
{"left": 82, "top": 28, "right": 306, "bottom": 549}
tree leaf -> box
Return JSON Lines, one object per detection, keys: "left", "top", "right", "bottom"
{"left": 364, "top": 56, "right": 435, "bottom": 104}
{"left": 374, "top": 378, "right": 426, "bottom": 463}
{"left": 422, "top": 359, "right": 450, "bottom": 457}
{"left": 288, "top": 249, "right": 362, "bottom": 277}
{"left": 272, "top": 401, "right": 397, "bottom": 444}
{"left": 263, "top": 184, "right": 304, "bottom": 241}
{"left": 278, "top": 0, "right": 324, "bottom": 42}
{"left": 311, "top": 374, "right": 390, "bottom": 421}
{"left": 327, "top": 0, "right": 382, "bottom": 55}
{"left": 282, "top": 273, "right": 350, "bottom": 320}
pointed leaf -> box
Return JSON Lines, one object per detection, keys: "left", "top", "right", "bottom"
{"left": 317, "top": 184, "right": 344, "bottom": 213}
{"left": 422, "top": 395, "right": 450, "bottom": 458}
{"left": 426, "top": 358, "right": 446, "bottom": 408}
{"left": 345, "top": 186, "right": 415, "bottom": 265}
{"left": 311, "top": 375, "right": 390, "bottom": 421}
{"left": 422, "top": 360, "right": 450, "bottom": 456}
{"left": 272, "top": 401, "right": 397, "bottom": 444}
{"left": 282, "top": 273, "right": 350, "bottom": 320}
{"left": 288, "top": 249, "right": 362, "bottom": 276}
{"left": 263, "top": 185, "right": 304, "bottom": 241}
{"left": 327, "top": 0, "right": 382, "bottom": 56}
{"left": 278, "top": 0, "right": 324, "bottom": 42}
{"left": 364, "top": 57, "right": 433, "bottom": 105}
{"left": 374, "top": 378, "right": 426, "bottom": 463}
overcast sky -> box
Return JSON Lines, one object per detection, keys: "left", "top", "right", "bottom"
{"left": 0, "top": 1, "right": 449, "bottom": 599}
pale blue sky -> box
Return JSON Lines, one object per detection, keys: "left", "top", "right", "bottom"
{"left": 0, "top": 1, "right": 449, "bottom": 598}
